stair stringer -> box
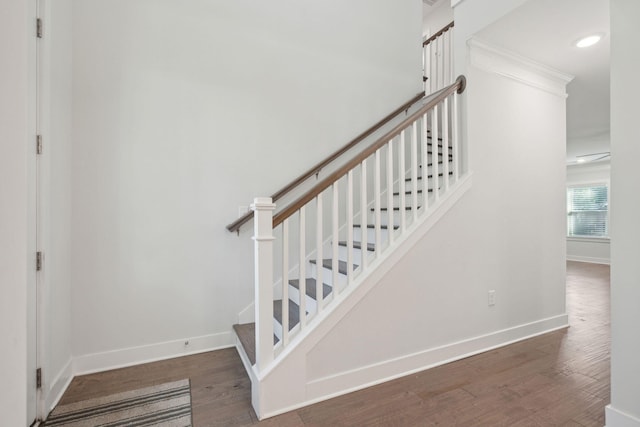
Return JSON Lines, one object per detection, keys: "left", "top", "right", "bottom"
{"left": 251, "top": 173, "right": 474, "bottom": 419}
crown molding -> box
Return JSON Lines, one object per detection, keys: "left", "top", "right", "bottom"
{"left": 468, "top": 37, "right": 574, "bottom": 98}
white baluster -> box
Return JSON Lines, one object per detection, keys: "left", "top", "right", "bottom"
{"left": 444, "top": 34, "right": 448, "bottom": 87}
{"left": 432, "top": 105, "right": 440, "bottom": 201}
{"left": 436, "top": 36, "right": 444, "bottom": 90}
{"left": 251, "top": 197, "right": 276, "bottom": 370}
{"left": 360, "top": 160, "right": 368, "bottom": 269}
{"left": 423, "top": 43, "right": 428, "bottom": 92}
{"left": 427, "top": 42, "right": 433, "bottom": 94}
{"left": 374, "top": 149, "right": 382, "bottom": 253}
{"left": 387, "top": 140, "right": 394, "bottom": 245}
{"left": 453, "top": 91, "right": 460, "bottom": 181}
{"left": 431, "top": 41, "right": 436, "bottom": 92}
{"left": 315, "top": 195, "right": 323, "bottom": 312}
{"left": 399, "top": 131, "right": 407, "bottom": 232}
{"left": 298, "top": 206, "right": 306, "bottom": 328}
{"left": 443, "top": 97, "right": 450, "bottom": 193}
{"left": 411, "top": 122, "right": 419, "bottom": 222}
{"left": 435, "top": 37, "right": 440, "bottom": 90}
{"left": 281, "top": 220, "right": 289, "bottom": 347}
{"left": 347, "top": 170, "right": 354, "bottom": 281}
{"left": 332, "top": 182, "right": 339, "bottom": 294}
{"left": 449, "top": 28, "right": 454, "bottom": 85}
{"left": 422, "top": 113, "right": 430, "bottom": 210}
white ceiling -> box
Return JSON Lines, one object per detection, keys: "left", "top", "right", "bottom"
{"left": 474, "top": 0, "right": 610, "bottom": 163}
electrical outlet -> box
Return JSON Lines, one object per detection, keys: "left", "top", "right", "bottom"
{"left": 488, "top": 290, "right": 496, "bottom": 306}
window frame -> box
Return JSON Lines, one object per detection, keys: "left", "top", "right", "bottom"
{"left": 566, "top": 181, "right": 610, "bottom": 240}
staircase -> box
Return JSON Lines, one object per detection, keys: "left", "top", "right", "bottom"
{"left": 233, "top": 131, "right": 455, "bottom": 365}
{"left": 226, "top": 23, "right": 463, "bottom": 419}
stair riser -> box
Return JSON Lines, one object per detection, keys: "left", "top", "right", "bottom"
{"left": 400, "top": 179, "right": 430, "bottom": 193}
{"left": 367, "top": 210, "right": 403, "bottom": 228}
{"left": 287, "top": 284, "right": 319, "bottom": 313}
{"left": 391, "top": 192, "right": 424, "bottom": 207}
{"left": 308, "top": 263, "right": 348, "bottom": 287}
{"left": 352, "top": 227, "right": 390, "bottom": 245}
{"left": 273, "top": 318, "right": 283, "bottom": 341}
{"left": 337, "top": 245, "right": 366, "bottom": 265}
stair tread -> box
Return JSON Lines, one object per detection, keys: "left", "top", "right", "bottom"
{"left": 273, "top": 299, "right": 302, "bottom": 331}
{"left": 233, "top": 323, "right": 279, "bottom": 364}
{"left": 309, "top": 259, "right": 357, "bottom": 275}
{"left": 337, "top": 241, "right": 376, "bottom": 251}
{"left": 426, "top": 151, "right": 453, "bottom": 157}
{"left": 405, "top": 171, "right": 453, "bottom": 182}
{"left": 372, "top": 206, "right": 420, "bottom": 212}
{"left": 425, "top": 135, "right": 443, "bottom": 142}
{"left": 353, "top": 224, "right": 400, "bottom": 230}
{"left": 393, "top": 190, "right": 424, "bottom": 196}
{"left": 233, "top": 323, "right": 257, "bottom": 366}
{"left": 289, "top": 278, "right": 332, "bottom": 300}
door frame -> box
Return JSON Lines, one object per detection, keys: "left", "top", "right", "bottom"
{"left": 27, "top": 0, "right": 46, "bottom": 423}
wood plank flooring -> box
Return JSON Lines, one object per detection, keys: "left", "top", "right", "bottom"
{"left": 57, "top": 261, "right": 610, "bottom": 426}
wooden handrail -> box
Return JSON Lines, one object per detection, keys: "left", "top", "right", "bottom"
{"left": 226, "top": 91, "right": 426, "bottom": 233}
{"left": 423, "top": 21, "right": 454, "bottom": 47}
{"left": 273, "top": 75, "right": 466, "bottom": 228}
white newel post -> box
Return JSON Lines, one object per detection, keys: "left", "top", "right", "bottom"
{"left": 251, "top": 197, "right": 276, "bottom": 371}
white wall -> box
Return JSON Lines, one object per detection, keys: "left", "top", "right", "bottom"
{"left": 422, "top": 1, "right": 453, "bottom": 37}
{"left": 70, "top": 0, "right": 422, "bottom": 369}
{"left": 566, "top": 161, "right": 610, "bottom": 264}
{"left": 608, "top": 0, "right": 640, "bottom": 425}
{"left": 43, "top": 0, "right": 75, "bottom": 410}
{"left": 0, "top": 0, "right": 29, "bottom": 424}
{"left": 452, "top": 0, "right": 529, "bottom": 77}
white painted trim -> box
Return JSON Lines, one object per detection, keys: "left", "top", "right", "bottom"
{"left": 606, "top": 405, "right": 640, "bottom": 427}
{"left": 45, "top": 358, "right": 73, "bottom": 415}
{"left": 262, "top": 314, "right": 569, "bottom": 420}
{"left": 566, "top": 255, "right": 610, "bottom": 265}
{"left": 567, "top": 236, "right": 610, "bottom": 243}
{"left": 238, "top": 302, "right": 255, "bottom": 324}
{"left": 73, "top": 331, "right": 234, "bottom": 376}
{"left": 468, "top": 38, "right": 574, "bottom": 98}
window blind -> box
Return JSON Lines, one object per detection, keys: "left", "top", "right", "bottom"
{"left": 567, "top": 185, "right": 608, "bottom": 237}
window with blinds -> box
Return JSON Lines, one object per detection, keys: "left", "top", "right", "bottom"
{"left": 567, "top": 184, "right": 609, "bottom": 237}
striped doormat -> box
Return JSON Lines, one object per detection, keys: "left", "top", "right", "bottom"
{"left": 43, "top": 379, "right": 192, "bottom": 426}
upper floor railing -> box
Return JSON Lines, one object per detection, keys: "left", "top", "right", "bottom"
{"left": 423, "top": 21, "right": 454, "bottom": 94}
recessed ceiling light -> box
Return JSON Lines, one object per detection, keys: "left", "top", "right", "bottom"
{"left": 576, "top": 158, "right": 587, "bottom": 163}
{"left": 575, "top": 34, "right": 602, "bottom": 48}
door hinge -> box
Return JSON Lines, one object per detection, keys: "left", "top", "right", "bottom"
{"left": 36, "top": 251, "right": 43, "bottom": 271}
{"left": 36, "top": 18, "right": 43, "bottom": 39}
{"left": 36, "top": 368, "right": 42, "bottom": 389}
{"left": 36, "top": 135, "right": 43, "bottom": 155}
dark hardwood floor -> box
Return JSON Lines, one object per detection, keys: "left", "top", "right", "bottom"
{"left": 57, "top": 261, "right": 610, "bottom": 426}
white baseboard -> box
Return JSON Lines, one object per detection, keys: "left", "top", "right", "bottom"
{"left": 73, "top": 331, "right": 234, "bottom": 376}
{"left": 45, "top": 358, "right": 73, "bottom": 415}
{"left": 606, "top": 405, "right": 640, "bottom": 427}
{"left": 567, "top": 255, "right": 610, "bottom": 265}
{"left": 297, "top": 314, "right": 569, "bottom": 415}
